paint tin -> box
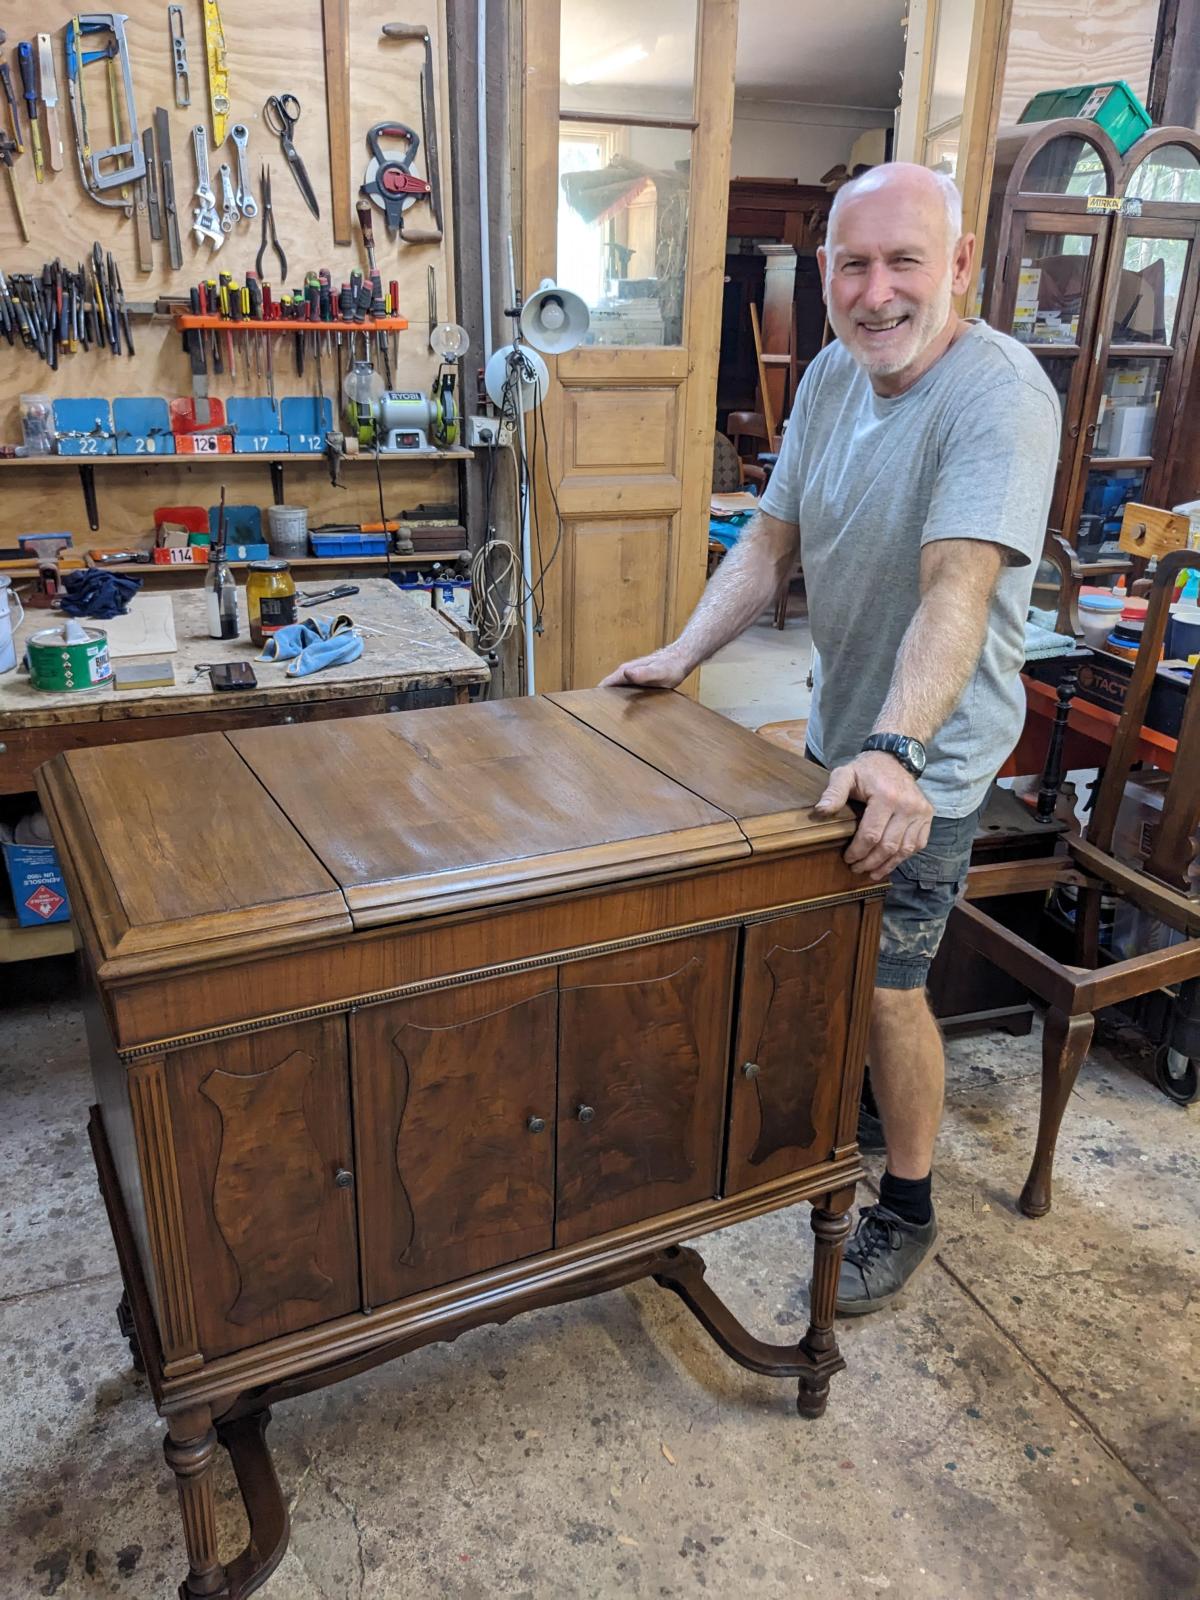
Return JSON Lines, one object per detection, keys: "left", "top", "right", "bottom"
{"left": 26, "top": 622, "right": 113, "bottom": 692}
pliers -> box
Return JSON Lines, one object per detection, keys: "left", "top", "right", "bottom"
{"left": 256, "top": 164, "right": 286, "bottom": 282}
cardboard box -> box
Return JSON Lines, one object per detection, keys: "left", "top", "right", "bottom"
{"left": 2, "top": 841, "right": 71, "bottom": 927}
{"left": 1105, "top": 402, "right": 1157, "bottom": 457}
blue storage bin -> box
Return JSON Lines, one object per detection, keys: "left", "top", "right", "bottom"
{"left": 309, "top": 531, "right": 388, "bottom": 557}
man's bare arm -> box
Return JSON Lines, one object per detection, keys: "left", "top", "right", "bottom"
{"left": 872, "top": 539, "right": 1004, "bottom": 743}
{"left": 816, "top": 539, "right": 1005, "bottom": 880}
{"left": 601, "top": 510, "right": 799, "bottom": 687}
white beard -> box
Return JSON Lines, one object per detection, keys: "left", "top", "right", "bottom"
{"left": 830, "top": 274, "right": 954, "bottom": 380}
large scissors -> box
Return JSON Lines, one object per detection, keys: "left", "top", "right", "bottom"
{"left": 263, "top": 93, "right": 320, "bottom": 220}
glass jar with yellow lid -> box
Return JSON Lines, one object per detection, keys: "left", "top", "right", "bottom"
{"left": 246, "top": 560, "right": 298, "bottom": 647}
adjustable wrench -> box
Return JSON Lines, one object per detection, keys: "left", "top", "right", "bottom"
{"left": 191, "top": 124, "right": 223, "bottom": 246}
{"left": 218, "top": 162, "right": 237, "bottom": 232}
{"left": 230, "top": 123, "right": 257, "bottom": 218}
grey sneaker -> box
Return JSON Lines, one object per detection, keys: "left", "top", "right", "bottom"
{"left": 835, "top": 1203, "right": 938, "bottom": 1317}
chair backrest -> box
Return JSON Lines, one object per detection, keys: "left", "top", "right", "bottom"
{"left": 711, "top": 431, "right": 743, "bottom": 494}
{"left": 1086, "top": 546, "right": 1200, "bottom": 897}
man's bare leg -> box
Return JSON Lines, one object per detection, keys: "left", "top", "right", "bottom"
{"left": 868, "top": 986, "right": 944, "bottom": 1178}
{"left": 836, "top": 985, "right": 943, "bottom": 1315}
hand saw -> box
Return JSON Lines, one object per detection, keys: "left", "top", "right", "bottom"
{"left": 35, "top": 34, "right": 63, "bottom": 172}
{"left": 202, "top": 0, "right": 230, "bottom": 146}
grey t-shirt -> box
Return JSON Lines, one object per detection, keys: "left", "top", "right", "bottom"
{"left": 759, "top": 321, "right": 1061, "bottom": 817}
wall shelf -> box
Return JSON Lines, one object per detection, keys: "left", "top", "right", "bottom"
{"left": 0, "top": 448, "right": 473, "bottom": 468}
{"left": 0, "top": 447, "right": 472, "bottom": 535}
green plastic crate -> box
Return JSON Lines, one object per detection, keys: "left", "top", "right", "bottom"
{"left": 1018, "top": 80, "right": 1151, "bottom": 154}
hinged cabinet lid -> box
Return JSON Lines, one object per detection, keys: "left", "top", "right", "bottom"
{"left": 41, "top": 690, "right": 849, "bottom": 971}
{"left": 38, "top": 733, "right": 352, "bottom": 977}
{"left": 227, "top": 693, "right": 761, "bottom": 927}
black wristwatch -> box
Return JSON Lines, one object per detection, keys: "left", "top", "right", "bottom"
{"left": 862, "top": 732, "right": 927, "bottom": 777}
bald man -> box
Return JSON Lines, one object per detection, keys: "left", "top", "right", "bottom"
{"left": 603, "top": 163, "right": 1060, "bottom": 1314}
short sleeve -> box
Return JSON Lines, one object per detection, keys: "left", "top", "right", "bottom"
{"left": 921, "top": 379, "right": 1060, "bottom": 566}
{"left": 757, "top": 383, "right": 809, "bottom": 526}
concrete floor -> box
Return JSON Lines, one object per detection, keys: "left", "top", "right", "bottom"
{"left": 1, "top": 607, "right": 1197, "bottom": 1598}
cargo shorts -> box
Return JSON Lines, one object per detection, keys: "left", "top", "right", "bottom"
{"left": 805, "top": 747, "right": 979, "bottom": 990}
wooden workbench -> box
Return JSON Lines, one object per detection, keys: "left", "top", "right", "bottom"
{"left": 0, "top": 579, "right": 489, "bottom": 796}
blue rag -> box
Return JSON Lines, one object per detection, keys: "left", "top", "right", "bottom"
{"left": 258, "top": 613, "right": 364, "bottom": 675}
{"left": 286, "top": 631, "right": 364, "bottom": 676}
{"left": 259, "top": 614, "right": 346, "bottom": 659}
{"left": 59, "top": 569, "right": 143, "bottom": 618}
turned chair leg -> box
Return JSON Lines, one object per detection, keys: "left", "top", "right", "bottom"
{"left": 1020, "top": 1007, "right": 1094, "bottom": 1218}
{"left": 797, "top": 1191, "right": 854, "bottom": 1418}
{"left": 165, "top": 1410, "right": 227, "bottom": 1599}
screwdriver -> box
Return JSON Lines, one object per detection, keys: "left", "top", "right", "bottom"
{"left": 17, "top": 43, "right": 43, "bottom": 182}
{"left": 218, "top": 272, "right": 236, "bottom": 379}
{"left": 228, "top": 279, "right": 244, "bottom": 386}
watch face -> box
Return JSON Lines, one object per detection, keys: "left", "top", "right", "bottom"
{"left": 903, "top": 738, "right": 927, "bottom": 775}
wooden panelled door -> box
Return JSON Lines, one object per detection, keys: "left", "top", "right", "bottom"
{"left": 521, "top": 0, "right": 738, "bottom": 691}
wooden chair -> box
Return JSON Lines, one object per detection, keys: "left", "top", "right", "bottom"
{"left": 1042, "top": 504, "right": 1191, "bottom": 637}
{"left": 952, "top": 546, "right": 1200, "bottom": 1216}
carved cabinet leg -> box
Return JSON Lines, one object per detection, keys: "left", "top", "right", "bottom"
{"left": 1020, "top": 1007, "right": 1094, "bottom": 1219}
{"left": 165, "top": 1411, "right": 228, "bottom": 1600}
{"left": 797, "top": 1193, "right": 854, "bottom": 1419}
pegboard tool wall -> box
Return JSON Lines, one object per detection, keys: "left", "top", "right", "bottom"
{"left": 0, "top": 0, "right": 458, "bottom": 543}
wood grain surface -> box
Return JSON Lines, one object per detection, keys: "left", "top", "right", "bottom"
{"left": 52, "top": 730, "right": 350, "bottom": 962}
{"left": 166, "top": 1017, "right": 360, "bottom": 1358}
{"left": 998, "top": 0, "right": 1158, "bottom": 128}
{"left": 352, "top": 969, "right": 558, "bottom": 1306}
{"left": 554, "top": 929, "right": 735, "bottom": 1247}
{"left": 227, "top": 693, "right": 750, "bottom": 920}
{"left": 549, "top": 686, "right": 848, "bottom": 852}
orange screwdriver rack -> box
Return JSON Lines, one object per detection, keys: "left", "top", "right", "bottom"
{"left": 174, "top": 313, "right": 410, "bottom": 333}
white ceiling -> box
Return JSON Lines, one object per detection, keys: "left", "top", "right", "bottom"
{"left": 560, "top": 0, "right": 907, "bottom": 111}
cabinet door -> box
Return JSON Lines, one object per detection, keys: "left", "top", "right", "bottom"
{"left": 352, "top": 970, "right": 557, "bottom": 1307}
{"left": 167, "top": 1017, "right": 359, "bottom": 1359}
{"left": 555, "top": 930, "right": 736, "bottom": 1247}
{"left": 725, "top": 903, "right": 861, "bottom": 1194}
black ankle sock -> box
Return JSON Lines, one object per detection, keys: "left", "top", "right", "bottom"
{"left": 879, "top": 1169, "right": 933, "bottom": 1227}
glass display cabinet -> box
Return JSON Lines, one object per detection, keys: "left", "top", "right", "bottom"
{"left": 979, "top": 119, "right": 1200, "bottom": 552}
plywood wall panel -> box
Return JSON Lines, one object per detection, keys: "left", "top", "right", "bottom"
{"left": 0, "top": 1, "right": 455, "bottom": 438}
{"left": 999, "top": 0, "right": 1159, "bottom": 128}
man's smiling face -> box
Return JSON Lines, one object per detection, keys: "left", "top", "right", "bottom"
{"left": 818, "top": 167, "right": 974, "bottom": 395}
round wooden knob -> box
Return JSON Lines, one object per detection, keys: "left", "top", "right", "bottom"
{"left": 334, "top": 1168, "right": 353, "bottom": 1188}
{"left": 576, "top": 1104, "right": 595, "bottom": 1123}
{"left": 527, "top": 1115, "right": 546, "bottom": 1134}
{"left": 742, "top": 1061, "right": 760, "bottom": 1079}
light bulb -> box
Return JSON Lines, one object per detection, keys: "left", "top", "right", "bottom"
{"left": 343, "top": 360, "right": 385, "bottom": 406}
{"left": 538, "top": 298, "right": 566, "bottom": 332}
{"left": 430, "top": 322, "right": 470, "bottom": 360}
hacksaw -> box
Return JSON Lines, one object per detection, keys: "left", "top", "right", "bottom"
{"left": 202, "top": 0, "right": 230, "bottom": 146}
{"left": 65, "top": 14, "right": 145, "bottom": 209}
